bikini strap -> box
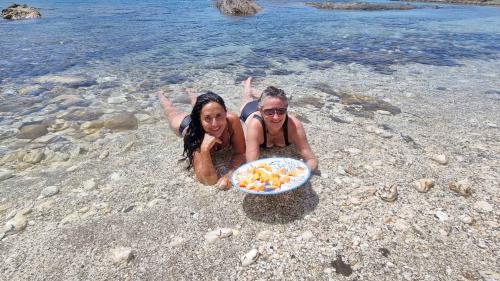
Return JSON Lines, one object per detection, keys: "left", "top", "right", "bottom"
{"left": 284, "top": 115, "right": 290, "bottom": 146}
{"left": 253, "top": 115, "right": 267, "bottom": 148}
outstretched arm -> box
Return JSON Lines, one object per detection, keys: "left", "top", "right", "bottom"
{"left": 289, "top": 117, "right": 318, "bottom": 172}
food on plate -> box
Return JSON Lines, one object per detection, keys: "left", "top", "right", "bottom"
{"left": 235, "top": 162, "right": 306, "bottom": 192}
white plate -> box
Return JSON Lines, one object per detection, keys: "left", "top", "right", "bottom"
{"left": 231, "top": 158, "right": 311, "bottom": 195}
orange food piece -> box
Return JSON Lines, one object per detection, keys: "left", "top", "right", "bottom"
{"left": 239, "top": 179, "right": 248, "bottom": 187}
{"left": 280, "top": 176, "right": 290, "bottom": 184}
{"left": 253, "top": 184, "right": 265, "bottom": 191}
{"left": 278, "top": 168, "right": 286, "bottom": 175}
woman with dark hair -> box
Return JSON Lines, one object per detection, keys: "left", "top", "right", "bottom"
{"left": 239, "top": 77, "right": 318, "bottom": 172}
{"left": 159, "top": 90, "right": 246, "bottom": 188}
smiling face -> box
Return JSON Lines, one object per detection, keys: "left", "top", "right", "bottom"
{"left": 200, "top": 101, "right": 227, "bottom": 138}
{"left": 260, "top": 96, "right": 288, "bottom": 132}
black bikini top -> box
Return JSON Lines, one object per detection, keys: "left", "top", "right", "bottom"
{"left": 253, "top": 114, "right": 290, "bottom": 148}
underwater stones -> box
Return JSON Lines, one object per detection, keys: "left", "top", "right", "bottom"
{"left": 34, "top": 75, "right": 96, "bottom": 89}
{"left": 3, "top": 214, "right": 28, "bottom": 237}
{"left": 241, "top": 248, "right": 259, "bottom": 266}
{"left": 0, "top": 169, "right": 14, "bottom": 181}
{"left": 2, "top": 4, "right": 41, "bottom": 20}
{"left": 107, "top": 96, "right": 128, "bottom": 104}
{"left": 448, "top": 179, "right": 472, "bottom": 197}
{"left": 413, "top": 178, "right": 435, "bottom": 193}
{"left": 63, "top": 108, "right": 104, "bottom": 122}
{"left": 22, "top": 149, "right": 44, "bottom": 164}
{"left": 17, "top": 124, "right": 48, "bottom": 139}
{"left": 378, "top": 185, "right": 398, "bottom": 202}
{"left": 104, "top": 113, "right": 138, "bottom": 131}
{"left": 215, "top": 0, "right": 262, "bottom": 16}
{"left": 306, "top": 2, "right": 416, "bottom": 10}
{"left": 40, "top": 185, "right": 59, "bottom": 198}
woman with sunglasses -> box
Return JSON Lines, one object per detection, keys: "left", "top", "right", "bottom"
{"left": 159, "top": 90, "right": 246, "bottom": 188}
{"left": 239, "top": 77, "right": 318, "bottom": 172}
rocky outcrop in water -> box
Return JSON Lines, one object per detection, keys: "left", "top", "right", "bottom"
{"left": 2, "top": 4, "right": 41, "bottom": 20}
{"left": 306, "top": 2, "right": 416, "bottom": 10}
{"left": 215, "top": 0, "right": 262, "bottom": 16}
{"left": 391, "top": 0, "right": 500, "bottom": 5}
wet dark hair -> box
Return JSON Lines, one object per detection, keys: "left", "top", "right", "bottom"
{"left": 183, "top": 91, "right": 227, "bottom": 169}
{"left": 258, "top": 86, "right": 288, "bottom": 108}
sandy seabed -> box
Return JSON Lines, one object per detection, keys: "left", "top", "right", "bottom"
{"left": 0, "top": 58, "right": 499, "bottom": 280}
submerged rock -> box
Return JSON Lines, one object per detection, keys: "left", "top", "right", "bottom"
{"left": 241, "top": 248, "right": 259, "bottom": 266}
{"left": 34, "top": 75, "right": 96, "bottom": 88}
{"left": 392, "top": 0, "right": 500, "bottom": 6}
{"left": 215, "top": 0, "right": 262, "bottom": 16}
{"left": 17, "top": 124, "right": 49, "bottom": 139}
{"left": 306, "top": 2, "right": 416, "bottom": 10}
{"left": 110, "top": 247, "right": 134, "bottom": 265}
{"left": 2, "top": 4, "right": 41, "bottom": 20}
{"left": 104, "top": 113, "right": 138, "bottom": 131}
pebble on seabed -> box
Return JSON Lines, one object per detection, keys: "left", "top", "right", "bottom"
{"left": 40, "top": 185, "right": 59, "bottom": 198}
{"left": 413, "top": 178, "right": 435, "bottom": 193}
{"left": 205, "top": 228, "right": 233, "bottom": 243}
{"left": 378, "top": 185, "right": 398, "bottom": 202}
{"left": 448, "top": 180, "right": 472, "bottom": 197}
{"left": 241, "top": 248, "right": 259, "bottom": 267}
{"left": 430, "top": 154, "right": 448, "bottom": 165}
{"left": 110, "top": 247, "right": 134, "bottom": 264}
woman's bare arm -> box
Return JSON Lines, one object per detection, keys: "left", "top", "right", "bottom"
{"left": 288, "top": 116, "right": 318, "bottom": 172}
{"left": 192, "top": 134, "right": 221, "bottom": 185}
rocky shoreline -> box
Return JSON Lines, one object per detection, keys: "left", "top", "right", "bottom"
{"left": 0, "top": 58, "right": 499, "bottom": 280}
{"left": 391, "top": 0, "right": 500, "bottom": 6}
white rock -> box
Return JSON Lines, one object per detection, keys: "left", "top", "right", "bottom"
{"left": 107, "top": 96, "right": 128, "bottom": 104}
{"left": 434, "top": 210, "right": 449, "bottom": 222}
{"left": 365, "top": 125, "right": 377, "bottom": 133}
{"left": 4, "top": 214, "right": 28, "bottom": 235}
{"left": 66, "top": 165, "right": 79, "bottom": 172}
{"left": 110, "top": 247, "right": 134, "bottom": 264}
{"left": 460, "top": 215, "right": 474, "bottom": 225}
{"left": 205, "top": 228, "right": 233, "bottom": 243}
{"left": 83, "top": 179, "right": 97, "bottom": 191}
{"left": 168, "top": 237, "right": 186, "bottom": 247}
{"left": 479, "top": 271, "right": 500, "bottom": 281}
{"left": 485, "top": 123, "right": 497, "bottom": 128}
{"left": 0, "top": 169, "right": 14, "bottom": 181}
{"left": 147, "top": 198, "right": 165, "bottom": 208}
{"left": 99, "top": 150, "right": 109, "bottom": 159}
{"left": 377, "top": 110, "right": 391, "bottom": 115}
{"left": 346, "top": 148, "right": 362, "bottom": 155}
{"left": 297, "top": 230, "right": 315, "bottom": 241}
{"left": 430, "top": 154, "right": 448, "bottom": 165}
{"left": 474, "top": 201, "right": 493, "bottom": 213}
{"left": 413, "top": 179, "right": 435, "bottom": 193}
{"left": 41, "top": 186, "right": 59, "bottom": 198}
{"left": 241, "top": 248, "right": 259, "bottom": 267}
{"left": 256, "top": 230, "right": 273, "bottom": 241}
{"left": 337, "top": 166, "right": 346, "bottom": 175}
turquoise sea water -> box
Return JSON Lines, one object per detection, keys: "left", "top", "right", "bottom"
{"left": 1, "top": 0, "right": 499, "bottom": 85}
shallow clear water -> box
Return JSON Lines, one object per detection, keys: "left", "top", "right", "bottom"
{"left": 1, "top": 0, "right": 499, "bottom": 85}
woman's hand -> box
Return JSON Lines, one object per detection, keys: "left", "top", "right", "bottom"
{"left": 216, "top": 174, "right": 231, "bottom": 190}
{"left": 200, "top": 133, "right": 222, "bottom": 152}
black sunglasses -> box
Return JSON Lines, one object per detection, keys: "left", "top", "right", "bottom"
{"left": 262, "top": 107, "right": 287, "bottom": 116}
